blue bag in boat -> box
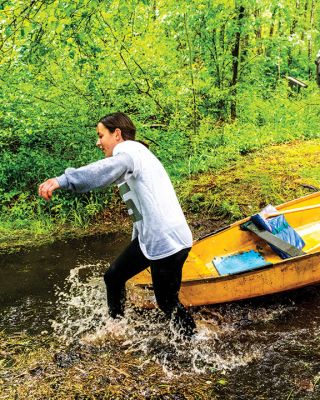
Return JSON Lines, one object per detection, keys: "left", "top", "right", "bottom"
{"left": 251, "top": 207, "right": 305, "bottom": 259}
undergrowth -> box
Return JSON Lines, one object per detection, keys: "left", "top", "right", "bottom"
{"left": 2, "top": 138, "right": 320, "bottom": 252}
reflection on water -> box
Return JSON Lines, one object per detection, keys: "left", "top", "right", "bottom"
{"left": 1, "top": 233, "right": 320, "bottom": 398}
{"left": 0, "top": 232, "right": 130, "bottom": 334}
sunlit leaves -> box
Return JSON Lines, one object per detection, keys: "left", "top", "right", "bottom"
{"left": 0, "top": 0, "right": 320, "bottom": 223}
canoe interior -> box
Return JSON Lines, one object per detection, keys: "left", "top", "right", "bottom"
{"left": 129, "top": 191, "right": 320, "bottom": 286}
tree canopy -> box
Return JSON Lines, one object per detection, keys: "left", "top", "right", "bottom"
{"left": 1, "top": 0, "right": 319, "bottom": 228}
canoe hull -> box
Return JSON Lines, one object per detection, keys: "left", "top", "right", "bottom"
{"left": 128, "top": 192, "right": 320, "bottom": 307}
{"left": 179, "top": 251, "right": 320, "bottom": 306}
{"left": 128, "top": 251, "right": 320, "bottom": 307}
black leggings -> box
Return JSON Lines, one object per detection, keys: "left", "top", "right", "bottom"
{"left": 104, "top": 238, "right": 196, "bottom": 336}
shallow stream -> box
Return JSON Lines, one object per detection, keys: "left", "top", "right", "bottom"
{"left": 1, "top": 233, "right": 320, "bottom": 399}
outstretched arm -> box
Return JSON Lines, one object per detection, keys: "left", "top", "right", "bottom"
{"left": 38, "top": 178, "right": 60, "bottom": 201}
{"left": 38, "top": 152, "right": 134, "bottom": 201}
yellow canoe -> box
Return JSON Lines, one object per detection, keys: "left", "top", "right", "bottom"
{"left": 128, "top": 191, "right": 320, "bottom": 307}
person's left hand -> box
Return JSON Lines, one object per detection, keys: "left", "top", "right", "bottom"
{"left": 38, "top": 178, "right": 60, "bottom": 201}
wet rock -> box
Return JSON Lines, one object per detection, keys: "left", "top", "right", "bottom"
{"left": 53, "top": 351, "right": 81, "bottom": 368}
{"left": 98, "top": 375, "right": 111, "bottom": 386}
{"left": 158, "top": 394, "right": 186, "bottom": 400}
{"left": 29, "top": 365, "right": 44, "bottom": 376}
{"left": 50, "top": 382, "right": 60, "bottom": 390}
{"left": 169, "top": 394, "right": 187, "bottom": 400}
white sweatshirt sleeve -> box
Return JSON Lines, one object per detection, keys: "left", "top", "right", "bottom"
{"left": 56, "top": 152, "right": 134, "bottom": 193}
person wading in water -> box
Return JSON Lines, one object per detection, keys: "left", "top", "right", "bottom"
{"left": 38, "top": 112, "right": 196, "bottom": 338}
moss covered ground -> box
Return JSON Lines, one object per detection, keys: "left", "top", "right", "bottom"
{"left": 179, "top": 138, "right": 320, "bottom": 239}
{"left": 0, "top": 331, "right": 224, "bottom": 400}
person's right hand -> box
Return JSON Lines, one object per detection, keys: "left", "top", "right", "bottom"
{"left": 38, "top": 178, "right": 60, "bottom": 201}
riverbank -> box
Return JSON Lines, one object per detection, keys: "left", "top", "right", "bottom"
{"left": 0, "top": 331, "right": 224, "bottom": 400}
{"left": 0, "top": 208, "right": 131, "bottom": 255}
{"left": 1, "top": 139, "right": 319, "bottom": 254}
{"left": 1, "top": 138, "right": 320, "bottom": 399}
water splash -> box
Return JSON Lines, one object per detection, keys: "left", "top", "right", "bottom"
{"left": 51, "top": 263, "right": 111, "bottom": 342}
{"left": 51, "top": 263, "right": 268, "bottom": 376}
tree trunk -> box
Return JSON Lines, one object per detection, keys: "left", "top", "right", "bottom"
{"left": 269, "top": 6, "right": 278, "bottom": 38}
{"left": 152, "top": 0, "right": 157, "bottom": 21}
{"left": 230, "top": 5, "right": 245, "bottom": 121}
{"left": 301, "top": 0, "right": 309, "bottom": 42}
{"left": 266, "top": 6, "right": 278, "bottom": 60}
{"left": 183, "top": 13, "right": 198, "bottom": 138}
{"left": 299, "top": 0, "right": 309, "bottom": 57}
{"left": 288, "top": 0, "right": 300, "bottom": 69}
{"left": 308, "top": 0, "right": 315, "bottom": 79}
{"left": 315, "top": 48, "right": 320, "bottom": 87}
{"left": 254, "top": 7, "right": 262, "bottom": 55}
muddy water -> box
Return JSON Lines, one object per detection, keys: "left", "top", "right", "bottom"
{"left": 0, "top": 232, "right": 130, "bottom": 334}
{"left": 1, "top": 233, "right": 320, "bottom": 399}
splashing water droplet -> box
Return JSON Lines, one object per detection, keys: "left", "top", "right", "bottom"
{"left": 52, "top": 263, "right": 266, "bottom": 376}
{"left": 51, "top": 263, "right": 112, "bottom": 343}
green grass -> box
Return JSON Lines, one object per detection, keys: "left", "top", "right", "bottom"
{"left": 179, "top": 139, "right": 320, "bottom": 225}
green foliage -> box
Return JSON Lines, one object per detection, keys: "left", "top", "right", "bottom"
{"left": 0, "top": 0, "right": 320, "bottom": 231}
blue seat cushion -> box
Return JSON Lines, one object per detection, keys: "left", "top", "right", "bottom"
{"left": 213, "top": 250, "right": 272, "bottom": 276}
{"left": 250, "top": 213, "right": 305, "bottom": 259}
